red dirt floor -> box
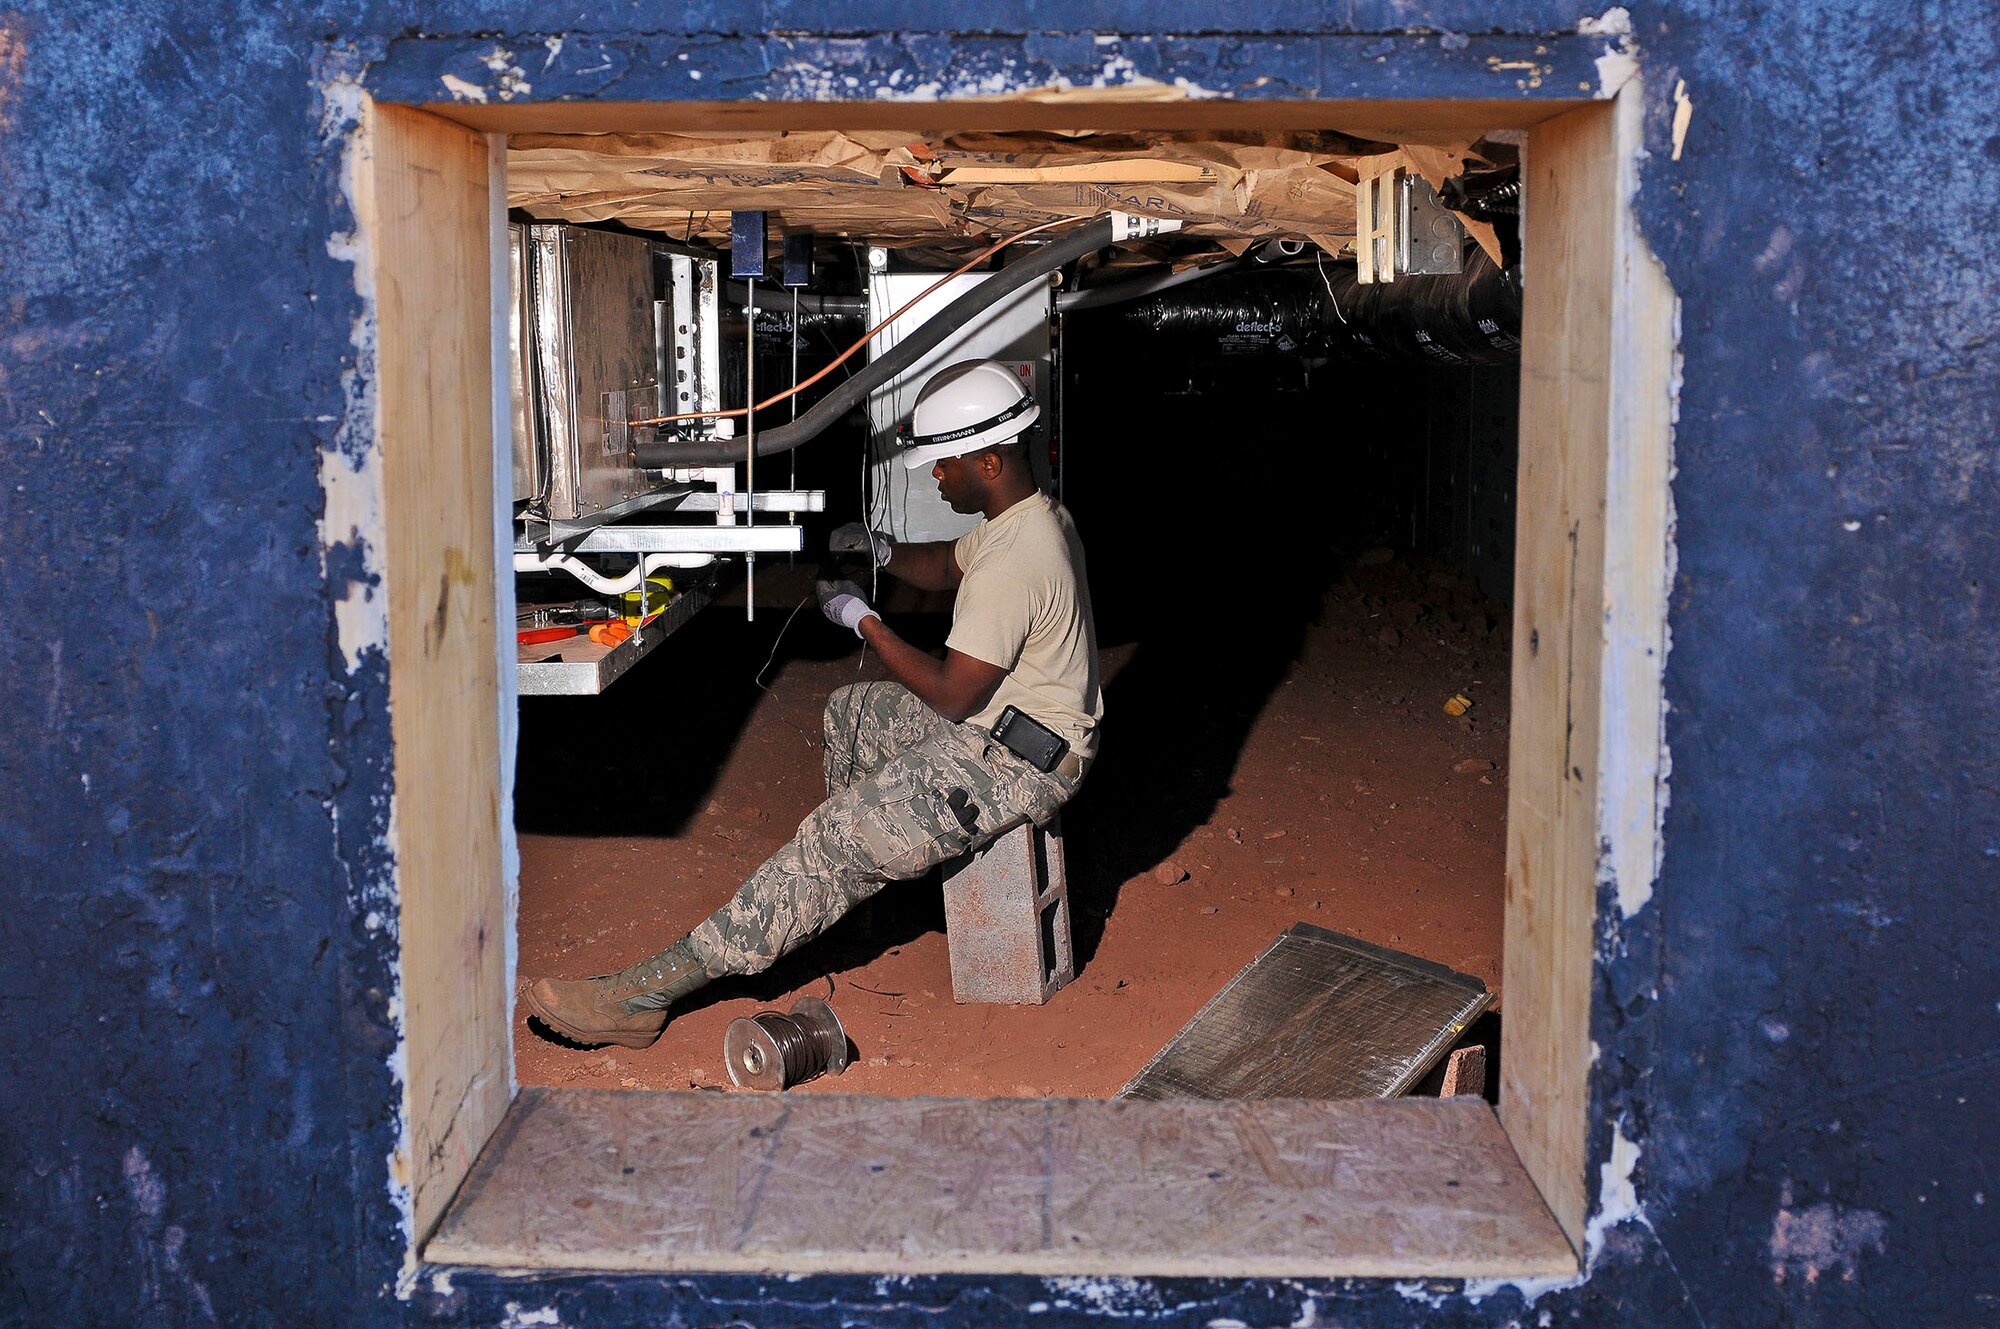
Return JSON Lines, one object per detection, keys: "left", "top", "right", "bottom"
{"left": 514, "top": 552, "right": 1511, "bottom": 1099}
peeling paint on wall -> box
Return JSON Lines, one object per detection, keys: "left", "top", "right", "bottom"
{"left": 318, "top": 75, "right": 389, "bottom": 677}
{"left": 1670, "top": 78, "right": 1693, "bottom": 160}
{"left": 1770, "top": 1200, "right": 1887, "bottom": 1286}
{"left": 1599, "top": 73, "right": 1678, "bottom": 925}
{"left": 1583, "top": 8, "right": 1638, "bottom": 96}
{"left": 1594, "top": 50, "right": 1638, "bottom": 97}
{"left": 315, "top": 56, "right": 415, "bottom": 1291}
{"left": 1460, "top": 1118, "right": 1646, "bottom": 1306}
{"left": 1038, "top": 1277, "right": 1204, "bottom": 1318}
{"left": 439, "top": 72, "right": 486, "bottom": 102}
{"left": 479, "top": 46, "right": 532, "bottom": 99}
{"left": 434, "top": 47, "right": 535, "bottom": 102}
{"left": 778, "top": 41, "right": 1227, "bottom": 106}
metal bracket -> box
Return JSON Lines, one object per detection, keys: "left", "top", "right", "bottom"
{"left": 674, "top": 490, "right": 825, "bottom": 515}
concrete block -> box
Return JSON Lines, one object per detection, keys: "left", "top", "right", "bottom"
{"left": 941, "top": 815, "right": 1074, "bottom": 1005}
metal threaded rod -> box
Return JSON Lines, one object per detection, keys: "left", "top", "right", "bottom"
{"left": 789, "top": 288, "right": 800, "bottom": 484}
{"left": 744, "top": 282, "right": 756, "bottom": 621}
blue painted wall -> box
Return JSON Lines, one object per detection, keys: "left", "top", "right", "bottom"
{"left": 1, "top": 3, "right": 1993, "bottom": 1324}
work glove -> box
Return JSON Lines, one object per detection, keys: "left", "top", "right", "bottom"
{"left": 816, "top": 578, "right": 881, "bottom": 637}
{"left": 828, "top": 521, "right": 893, "bottom": 569}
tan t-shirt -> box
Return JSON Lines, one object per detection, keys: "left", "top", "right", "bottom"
{"left": 949, "top": 491, "right": 1103, "bottom": 757}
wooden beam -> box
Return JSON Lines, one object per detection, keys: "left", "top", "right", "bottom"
{"left": 1505, "top": 93, "right": 1613, "bottom": 1257}
{"left": 357, "top": 99, "right": 511, "bottom": 1246}
{"left": 417, "top": 96, "right": 1581, "bottom": 138}
{"left": 1503, "top": 84, "right": 1674, "bottom": 1249}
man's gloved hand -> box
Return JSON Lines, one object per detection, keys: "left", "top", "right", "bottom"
{"left": 828, "top": 521, "right": 893, "bottom": 569}
{"left": 816, "top": 578, "right": 881, "bottom": 637}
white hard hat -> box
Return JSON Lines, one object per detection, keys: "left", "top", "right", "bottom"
{"left": 900, "top": 359, "right": 1040, "bottom": 470}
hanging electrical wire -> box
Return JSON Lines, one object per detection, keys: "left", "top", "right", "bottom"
{"left": 629, "top": 214, "right": 1090, "bottom": 429}
{"left": 638, "top": 214, "right": 1116, "bottom": 467}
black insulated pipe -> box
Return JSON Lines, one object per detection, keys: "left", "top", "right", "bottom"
{"left": 723, "top": 281, "right": 869, "bottom": 316}
{"left": 1076, "top": 245, "right": 1522, "bottom": 367}
{"left": 639, "top": 215, "right": 1116, "bottom": 467}
{"left": 1320, "top": 246, "right": 1521, "bottom": 364}
{"left": 1055, "top": 256, "right": 1245, "bottom": 313}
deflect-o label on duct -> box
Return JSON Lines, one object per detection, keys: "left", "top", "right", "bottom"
{"left": 1110, "top": 211, "right": 1185, "bottom": 241}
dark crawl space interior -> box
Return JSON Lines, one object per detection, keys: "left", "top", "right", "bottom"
{"left": 505, "top": 125, "right": 1524, "bottom": 1101}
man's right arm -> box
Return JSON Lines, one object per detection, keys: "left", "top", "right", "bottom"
{"left": 882, "top": 539, "right": 962, "bottom": 591}
{"left": 829, "top": 522, "right": 962, "bottom": 590}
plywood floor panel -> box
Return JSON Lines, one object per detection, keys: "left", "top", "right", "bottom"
{"left": 427, "top": 1088, "right": 1575, "bottom": 1278}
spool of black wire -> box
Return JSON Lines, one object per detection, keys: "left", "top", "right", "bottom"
{"left": 723, "top": 996, "right": 851, "bottom": 1091}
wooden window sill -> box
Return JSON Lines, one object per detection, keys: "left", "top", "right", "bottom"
{"left": 425, "top": 1088, "right": 1576, "bottom": 1279}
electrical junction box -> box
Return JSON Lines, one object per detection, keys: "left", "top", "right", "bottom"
{"left": 1355, "top": 168, "right": 1469, "bottom": 284}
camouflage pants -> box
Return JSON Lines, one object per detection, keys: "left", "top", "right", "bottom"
{"left": 688, "top": 681, "right": 1080, "bottom": 978}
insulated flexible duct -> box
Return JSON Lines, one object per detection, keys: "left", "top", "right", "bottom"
{"left": 1055, "top": 257, "right": 1247, "bottom": 312}
{"left": 1079, "top": 245, "right": 1522, "bottom": 367}
{"left": 639, "top": 215, "right": 1116, "bottom": 467}
{"left": 743, "top": 304, "right": 868, "bottom": 364}
{"left": 1321, "top": 246, "right": 1521, "bottom": 364}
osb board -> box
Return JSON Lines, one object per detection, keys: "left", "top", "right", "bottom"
{"left": 503, "top": 127, "right": 1517, "bottom": 251}
{"left": 358, "top": 101, "right": 512, "bottom": 1243}
{"left": 425, "top": 1089, "right": 1575, "bottom": 1278}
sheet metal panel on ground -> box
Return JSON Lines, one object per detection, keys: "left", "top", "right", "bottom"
{"left": 1121, "top": 923, "right": 1491, "bottom": 1101}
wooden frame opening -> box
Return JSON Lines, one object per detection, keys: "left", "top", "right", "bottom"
{"left": 349, "top": 86, "right": 1674, "bottom": 1279}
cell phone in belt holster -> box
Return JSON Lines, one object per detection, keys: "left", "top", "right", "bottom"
{"left": 992, "top": 705, "right": 1069, "bottom": 773}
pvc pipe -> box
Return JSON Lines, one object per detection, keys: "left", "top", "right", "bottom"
{"left": 1252, "top": 238, "right": 1309, "bottom": 263}
{"left": 513, "top": 551, "right": 713, "bottom": 594}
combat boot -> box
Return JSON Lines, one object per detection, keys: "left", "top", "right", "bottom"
{"left": 523, "top": 938, "right": 710, "bottom": 1049}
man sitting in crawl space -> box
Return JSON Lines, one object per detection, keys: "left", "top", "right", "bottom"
{"left": 525, "top": 358, "right": 1104, "bottom": 1049}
